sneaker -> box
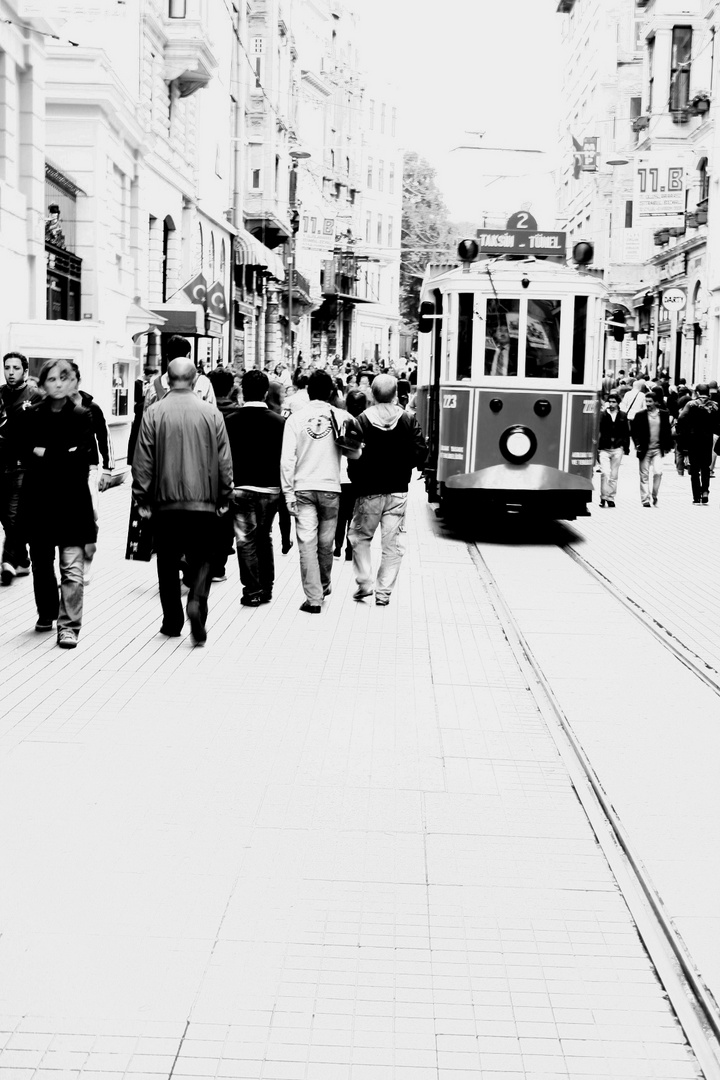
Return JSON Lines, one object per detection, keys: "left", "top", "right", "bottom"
{"left": 353, "top": 587, "right": 373, "bottom": 601}
{"left": 259, "top": 592, "right": 272, "bottom": 604}
{"left": 333, "top": 548, "right": 341, "bottom": 559}
{"left": 652, "top": 495, "right": 658, "bottom": 506}
{"left": 606, "top": 500, "right": 615, "bottom": 508}
{"left": 159, "top": 623, "right": 182, "bottom": 637}
{"left": 375, "top": 597, "right": 390, "bottom": 607}
{"left": 240, "top": 595, "right": 263, "bottom": 607}
{"left": 642, "top": 503, "right": 651, "bottom": 508}
{"left": 186, "top": 599, "right": 207, "bottom": 645}
{"left": 14, "top": 564, "right": 30, "bottom": 578}
{"left": 211, "top": 573, "right": 227, "bottom": 583}
{"left": 57, "top": 631, "right": 78, "bottom": 649}
{"left": 35, "top": 618, "right": 54, "bottom": 633}
{"left": 281, "top": 540, "right": 294, "bottom": 555}
{"left": 693, "top": 499, "right": 702, "bottom": 505}
{"left": 599, "top": 499, "right": 606, "bottom": 508}
{"left": 1, "top": 563, "right": 16, "bottom": 586}
{"left": 299, "top": 600, "right": 321, "bottom": 614}
{"left": 323, "top": 585, "right": 332, "bottom": 598}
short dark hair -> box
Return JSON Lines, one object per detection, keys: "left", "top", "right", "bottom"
{"left": 242, "top": 368, "right": 269, "bottom": 401}
{"left": 308, "top": 369, "right": 335, "bottom": 401}
{"left": 345, "top": 389, "right": 367, "bottom": 417}
{"left": 696, "top": 383, "right": 710, "bottom": 396}
{"left": 208, "top": 368, "right": 235, "bottom": 397}
{"left": 607, "top": 393, "right": 620, "bottom": 403}
{"left": 3, "top": 351, "right": 28, "bottom": 372}
{"left": 295, "top": 373, "right": 309, "bottom": 390}
{"left": 166, "top": 335, "right": 192, "bottom": 361}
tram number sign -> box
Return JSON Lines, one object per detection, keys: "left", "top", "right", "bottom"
{"left": 476, "top": 228, "right": 566, "bottom": 256}
{"left": 442, "top": 394, "right": 457, "bottom": 408}
{"left": 506, "top": 211, "right": 538, "bottom": 231}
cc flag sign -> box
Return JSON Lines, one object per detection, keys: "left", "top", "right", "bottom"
{"left": 182, "top": 272, "right": 208, "bottom": 307}
{"left": 206, "top": 281, "right": 228, "bottom": 321}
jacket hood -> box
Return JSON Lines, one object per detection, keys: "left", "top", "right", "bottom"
{"left": 364, "top": 404, "right": 404, "bottom": 430}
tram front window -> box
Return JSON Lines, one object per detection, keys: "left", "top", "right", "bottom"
{"left": 484, "top": 299, "right": 519, "bottom": 377}
{"left": 457, "top": 293, "right": 474, "bottom": 380}
{"left": 526, "top": 299, "right": 561, "bottom": 379}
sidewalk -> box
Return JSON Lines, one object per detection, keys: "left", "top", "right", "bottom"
{"left": 0, "top": 481, "right": 702, "bottom": 1079}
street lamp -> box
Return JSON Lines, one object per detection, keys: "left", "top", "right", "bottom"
{"left": 288, "top": 149, "right": 311, "bottom": 371}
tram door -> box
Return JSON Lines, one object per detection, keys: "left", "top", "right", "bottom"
{"left": 426, "top": 289, "right": 444, "bottom": 475}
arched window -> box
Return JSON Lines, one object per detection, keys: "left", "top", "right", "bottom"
{"left": 195, "top": 223, "right": 204, "bottom": 275}
{"left": 162, "top": 215, "right": 175, "bottom": 302}
{"left": 209, "top": 234, "right": 216, "bottom": 280}
{"left": 220, "top": 239, "right": 226, "bottom": 281}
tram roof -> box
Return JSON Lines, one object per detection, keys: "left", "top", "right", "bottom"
{"left": 421, "top": 256, "right": 608, "bottom": 298}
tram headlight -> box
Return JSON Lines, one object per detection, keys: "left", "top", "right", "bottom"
{"left": 499, "top": 425, "right": 537, "bottom": 465}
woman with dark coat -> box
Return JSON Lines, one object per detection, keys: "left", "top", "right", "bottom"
{"left": 20, "top": 359, "right": 97, "bottom": 648}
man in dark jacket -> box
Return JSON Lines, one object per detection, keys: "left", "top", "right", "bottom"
{"left": 347, "top": 374, "right": 427, "bottom": 606}
{"left": 630, "top": 391, "right": 673, "bottom": 507}
{"left": 132, "top": 357, "right": 233, "bottom": 644}
{"left": 0, "top": 351, "right": 44, "bottom": 585}
{"left": 676, "top": 383, "right": 720, "bottom": 504}
{"left": 597, "top": 392, "right": 630, "bottom": 508}
{"left": 224, "top": 369, "right": 285, "bottom": 606}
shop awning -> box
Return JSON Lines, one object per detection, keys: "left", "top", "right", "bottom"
{"left": 235, "top": 228, "right": 285, "bottom": 280}
{"left": 150, "top": 293, "right": 206, "bottom": 336}
{"left": 127, "top": 299, "right": 166, "bottom": 338}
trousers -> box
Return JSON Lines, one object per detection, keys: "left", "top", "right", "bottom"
{"left": 348, "top": 492, "right": 408, "bottom": 601}
{"left": 599, "top": 448, "right": 623, "bottom": 501}
{"left": 29, "top": 542, "right": 85, "bottom": 633}
{"left": 638, "top": 450, "right": 663, "bottom": 505}
{"left": 154, "top": 510, "right": 215, "bottom": 633}
{"left": 0, "top": 465, "right": 30, "bottom": 569}
{"left": 295, "top": 490, "right": 340, "bottom": 605}
{"left": 233, "top": 490, "right": 279, "bottom": 599}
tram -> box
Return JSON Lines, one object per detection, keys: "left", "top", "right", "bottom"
{"left": 415, "top": 225, "right": 608, "bottom": 521}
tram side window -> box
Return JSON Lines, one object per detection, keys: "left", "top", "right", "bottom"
{"left": 484, "top": 299, "right": 519, "bottom": 377}
{"left": 525, "top": 299, "right": 561, "bottom": 379}
{"left": 457, "top": 293, "right": 474, "bottom": 380}
{"left": 572, "top": 296, "right": 588, "bottom": 384}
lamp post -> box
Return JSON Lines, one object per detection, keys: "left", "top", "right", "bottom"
{"left": 288, "top": 149, "right": 310, "bottom": 371}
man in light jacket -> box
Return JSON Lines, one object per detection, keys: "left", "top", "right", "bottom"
{"left": 132, "top": 357, "right": 233, "bottom": 644}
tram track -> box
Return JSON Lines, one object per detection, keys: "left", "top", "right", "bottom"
{"left": 468, "top": 535, "right": 720, "bottom": 1080}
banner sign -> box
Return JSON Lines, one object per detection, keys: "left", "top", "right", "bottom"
{"left": 475, "top": 229, "right": 566, "bottom": 257}
{"left": 572, "top": 136, "right": 598, "bottom": 178}
{"left": 634, "top": 154, "right": 686, "bottom": 222}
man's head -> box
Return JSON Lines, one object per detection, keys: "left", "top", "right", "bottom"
{"left": 3, "top": 352, "right": 28, "bottom": 388}
{"left": 492, "top": 325, "right": 510, "bottom": 347}
{"left": 167, "top": 357, "right": 197, "bottom": 387}
{"left": 644, "top": 392, "right": 658, "bottom": 411}
{"left": 37, "top": 358, "right": 73, "bottom": 399}
{"left": 709, "top": 380, "right": 719, "bottom": 391}
{"left": 308, "top": 369, "right": 335, "bottom": 402}
{"left": 242, "top": 368, "right": 269, "bottom": 402}
{"left": 372, "top": 374, "right": 397, "bottom": 404}
{"left": 166, "top": 335, "right": 192, "bottom": 362}
{"left": 607, "top": 392, "right": 620, "bottom": 408}
{"left": 696, "top": 383, "right": 710, "bottom": 398}
{"left": 208, "top": 367, "right": 235, "bottom": 399}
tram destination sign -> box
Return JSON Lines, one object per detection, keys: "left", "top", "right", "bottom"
{"left": 475, "top": 228, "right": 567, "bottom": 256}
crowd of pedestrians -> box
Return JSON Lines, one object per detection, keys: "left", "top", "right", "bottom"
{"left": 0, "top": 341, "right": 426, "bottom": 649}
{"left": 598, "top": 368, "right": 720, "bottom": 508}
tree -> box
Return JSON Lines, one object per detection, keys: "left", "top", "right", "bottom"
{"left": 400, "top": 151, "right": 455, "bottom": 328}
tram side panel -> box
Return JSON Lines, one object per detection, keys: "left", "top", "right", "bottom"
{"left": 567, "top": 393, "right": 601, "bottom": 479}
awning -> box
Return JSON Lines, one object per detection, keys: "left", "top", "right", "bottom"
{"left": 150, "top": 293, "right": 205, "bottom": 336}
{"left": 126, "top": 299, "right": 166, "bottom": 338}
{"left": 235, "top": 228, "right": 285, "bottom": 280}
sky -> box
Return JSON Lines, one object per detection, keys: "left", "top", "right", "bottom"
{"left": 357, "top": 0, "right": 562, "bottom": 229}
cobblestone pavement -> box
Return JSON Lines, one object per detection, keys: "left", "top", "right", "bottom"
{"left": 0, "top": 479, "right": 703, "bottom": 1079}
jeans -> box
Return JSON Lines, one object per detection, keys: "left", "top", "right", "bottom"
{"left": 154, "top": 510, "right": 215, "bottom": 633}
{"left": 348, "top": 492, "right": 408, "bottom": 600}
{"left": 0, "top": 465, "right": 30, "bottom": 569}
{"left": 638, "top": 450, "right": 663, "bottom": 505}
{"left": 599, "top": 448, "right": 623, "bottom": 501}
{"left": 233, "top": 490, "right": 279, "bottom": 599}
{"left": 29, "top": 542, "right": 84, "bottom": 634}
{"left": 334, "top": 483, "right": 356, "bottom": 555}
{"left": 295, "top": 490, "right": 340, "bottom": 604}
{"left": 687, "top": 446, "right": 712, "bottom": 502}
{"left": 277, "top": 493, "right": 292, "bottom": 549}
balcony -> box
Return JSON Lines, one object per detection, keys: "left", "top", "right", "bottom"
{"left": 164, "top": 16, "right": 217, "bottom": 97}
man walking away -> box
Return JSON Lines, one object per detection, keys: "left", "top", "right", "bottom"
{"left": 597, "top": 392, "right": 630, "bottom": 508}
{"left": 676, "top": 383, "right": 720, "bottom": 505}
{"left": 630, "top": 391, "right": 673, "bottom": 507}
{"left": 0, "top": 352, "right": 43, "bottom": 585}
{"left": 224, "top": 369, "right": 285, "bottom": 606}
{"left": 348, "top": 374, "right": 427, "bottom": 606}
{"left": 281, "top": 369, "right": 356, "bottom": 613}
{"left": 132, "top": 357, "right": 233, "bottom": 644}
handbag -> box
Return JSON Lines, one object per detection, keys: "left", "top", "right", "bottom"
{"left": 330, "top": 409, "right": 364, "bottom": 460}
{"left": 125, "top": 498, "right": 154, "bottom": 561}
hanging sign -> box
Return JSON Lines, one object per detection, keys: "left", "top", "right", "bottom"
{"left": 634, "top": 154, "right": 686, "bottom": 222}
{"left": 662, "top": 288, "right": 686, "bottom": 310}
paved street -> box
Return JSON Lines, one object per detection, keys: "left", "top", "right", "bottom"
{"left": 0, "top": 473, "right": 710, "bottom": 1079}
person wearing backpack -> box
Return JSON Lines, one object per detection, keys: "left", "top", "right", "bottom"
{"left": 676, "top": 383, "right": 720, "bottom": 504}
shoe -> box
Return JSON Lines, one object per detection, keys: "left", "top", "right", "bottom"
{"left": 702, "top": 493, "right": 709, "bottom": 504}
{"left": 14, "top": 564, "right": 30, "bottom": 578}
{"left": 652, "top": 496, "right": 658, "bottom": 506}
{"left": 375, "top": 597, "right": 389, "bottom": 607}
{"left": 282, "top": 540, "right": 294, "bottom": 555}
{"left": 259, "top": 592, "right": 272, "bottom": 604}
{"left": 35, "top": 619, "right": 54, "bottom": 633}
{"left": 57, "top": 631, "right": 78, "bottom": 649}
{"left": 345, "top": 547, "right": 352, "bottom": 561}
{"left": 299, "top": 601, "right": 321, "bottom": 614}
{"left": 642, "top": 503, "right": 651, "bottom": 508}
{"left": 693, "top": 500, "right": 702, "bottom": 505}
{"left": 353, "top": 587, "right": 373, "bottom": 601}
{"left": 333, "top": 548, "right": 341, "bottom": 558}
{"left": 1, "top": 562, "right": 16, "bottom": 586}
{"left": 186, "top": 599, "right": 207, "bottom": 645}
{"left": 240, "top": 595, "right": 263, "bottom": 607}
{"left": 323, "top": 585, "right": 332, "bottom": 597}
{"left": 599, "top": 499, "right": 606, "bottom": 508}
{"left": 606, "top": 501, "right": 615, "bottom": 508}
{"left": 211, "top": 573, "right": 227, "bottom": 583}
{"left": 159, "top": 623, "right": 182, "bottom": 637}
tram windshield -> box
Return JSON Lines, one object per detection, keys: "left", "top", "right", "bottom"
{"left": 484, "top": 299, "right": 520, "bottom": 377}
{"left": 525, "top": 299, "right": 561, "bottom": 379}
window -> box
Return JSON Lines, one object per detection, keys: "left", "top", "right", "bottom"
{"left": 303, "top": 216, "right": 309, "bottom": 233}
{"left": 377, "top": 213, "right": 383, "bottom": 244}
{"left": 380, "top": 103, "right": 386, "bottom": 133}
{"left": 378, "top": 160, "right": 384, "bottom": 191}
{"left": 699, "top": 157, "right": 709, "bottom": 203}
{"left": 484, "top": 300, "right": 519, "bottom": 377}
{"left": 367, "top": 157, "right": 373, "bottom": 188}
{"left": 648, "top": 35, "right": 655, "bottom": 112}
{"left": 387, "top": 217, "right": 393, "bottom": 246}
{"left": 572, "top": 297, "right": 588, "bottom": 384}
{"left": 251, "top": 168, "right": 261, "bottom": 189}
{"left": 625, "top": 200, "right": 633, "bottom": 228}
{"left": 112, "top": 361, "right": 130, "bottom": 417}
{"left": 389, "top": 163, "right": 395, "bottom": 194}
{"left": 311, "top": 217, "right": 317, "bottom": 233}
{"left": 630, "top": 96, "right": 641, "bottom": 120}
{"left": 670, "top": 27, "right": 692, "bottom": 112}
{"left": 365, "top": 212, "right": 371, "bottom": 242}
{"left": 168, "top": 0, "right": 186, "bottom": 16}
{"left": 275, "top": 154, "right": 280, "bottom": 194}
{"left": 525, "top": 299, "right": 561, "bottom": 379}
{"left": 369, "top": 99, "right": 374, "bottom": 129}
{"left": 457, "top": 294, "right": 474, "bottom": 381}
{"left": 391, "top": 107, "right": 397, "bottom": 136}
